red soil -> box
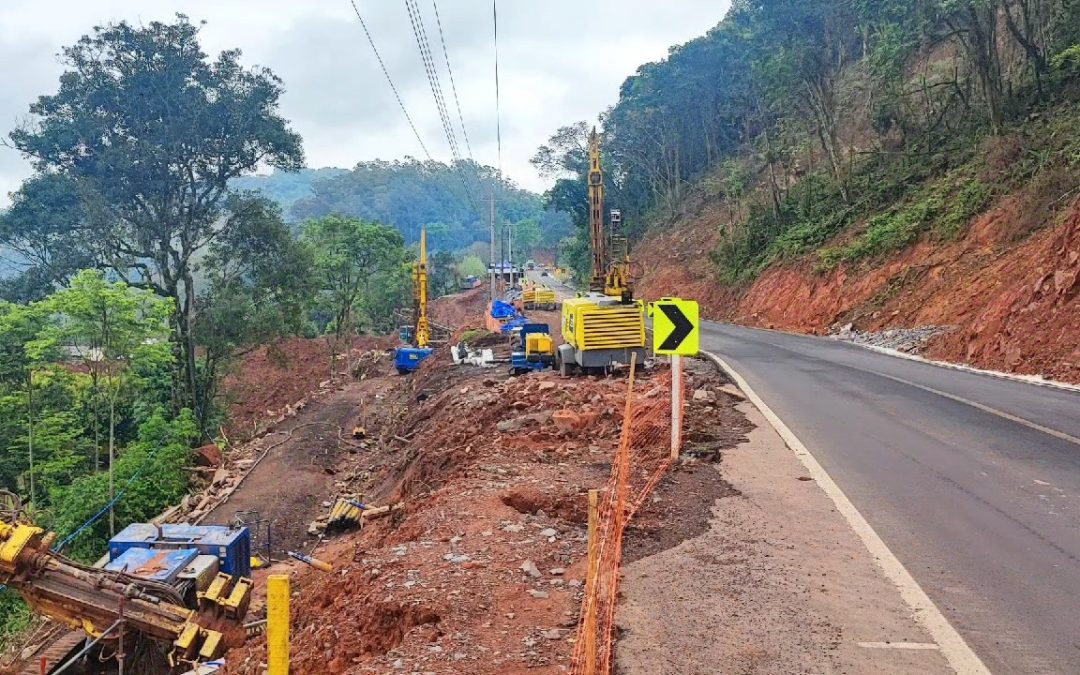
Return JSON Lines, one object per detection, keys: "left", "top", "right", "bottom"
{"left": 635, "top": 195, "right": 1080, "bottom": 383}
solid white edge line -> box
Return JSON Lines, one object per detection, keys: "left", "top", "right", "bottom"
{"left": 846, "top": 342, "right": 1080, "bottom": 394}
{"left": 701, "top": 349, "right": 991, "bottom": 675}
{"left": 859, "top": 642, "right": 942, "bottom": 651}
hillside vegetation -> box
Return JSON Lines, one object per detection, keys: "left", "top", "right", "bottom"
{"left": 539, "top": 0, "right": 1080, "bottom": 380}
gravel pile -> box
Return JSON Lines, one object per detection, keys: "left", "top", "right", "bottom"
{"left": 831, "top": 324, "right": 952, "bottom": 354}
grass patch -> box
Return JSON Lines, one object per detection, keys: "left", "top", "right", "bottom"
{"left": 816, "top": 175, "right": 990, "bottom": 270}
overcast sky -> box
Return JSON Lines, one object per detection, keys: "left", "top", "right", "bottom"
{"left": 0, "top": 1, "right": 730, "bottom": 205}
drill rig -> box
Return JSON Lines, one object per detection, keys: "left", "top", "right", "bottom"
{"left": 394, "top": 227, "right": 434, "bottom": 374}
{"left": 0, "top": 492, "right": 253, "bottom": 671}
{"left": 556, "top": 128, "right": 646, "bottom": 376}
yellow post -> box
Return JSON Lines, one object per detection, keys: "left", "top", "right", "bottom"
{"left": 584, "top": 488, "right": 600, "bottom": 675}
{"left": 267, "top": 574, "right": 290, "bottom": 675}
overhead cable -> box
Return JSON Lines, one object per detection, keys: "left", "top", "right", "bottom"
{"left": 493, "top": 0, "right": 503, "bottom": 177}
{"left": 348, "top": 0, "right": 433, "bottom": 160}
{"left": 431, "top": 0, "right": 475, "bottom": 161}
{"left": 403, "top": 0, "right": 481, "bottom": 214}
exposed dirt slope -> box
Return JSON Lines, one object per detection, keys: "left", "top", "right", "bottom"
{"left": 636, "top": 195, "right": 1080, "bottom": 383}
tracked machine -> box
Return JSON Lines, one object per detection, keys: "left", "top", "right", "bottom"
{"left": 0, "top": 492, "right": 253, "bottom": 672}
{"left": 556, "top": 129, "right": 646, "bottom": 376}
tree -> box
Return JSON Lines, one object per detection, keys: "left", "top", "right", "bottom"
{"left": 8, "top": 15, "right": 303, "bottom": 417}
{"left": 0, "top": 174, "right": 98, "bottom": 302}
{"left": 194, "top": 194, "right": 315, "bottom": 420}
{"left": 29, "top": 270, "right": 173, "bottom": 534}
{"left": 303, "top": 216, "right": 409, "bottom": 375}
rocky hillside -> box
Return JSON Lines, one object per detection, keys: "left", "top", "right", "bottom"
{"left": 565, "top": 1, "right": 1080, "bottom": 384}
{"left": 635, "top": 111, "right": 1080, "bottom": 383}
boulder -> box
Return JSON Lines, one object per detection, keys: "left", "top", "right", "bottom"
{"left": 193, "top": 444, "right": 223, "bottom": 468}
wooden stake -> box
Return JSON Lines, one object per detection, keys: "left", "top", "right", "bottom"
{"left": 584, "top": 488, "right": 600, "bottom": 675}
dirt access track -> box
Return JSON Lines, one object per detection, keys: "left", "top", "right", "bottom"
{"left": 204, "top": 291, "right": 961, "bottom": 673}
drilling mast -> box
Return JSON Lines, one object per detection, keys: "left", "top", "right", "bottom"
{"left": 413, "top": 227, "right": 430, "bottom": 349}
{"left": 586, "top": 128, "right": 635, "bottom": 302}
{"left": 588, "top": 128, "right": 607, "bottom": 294}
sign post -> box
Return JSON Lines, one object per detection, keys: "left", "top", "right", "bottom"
{"left": 649, "top": 298, "right": 699, "bottom": 461}
{"left": 671, "top": 354, "right": 683, "bottom": 459}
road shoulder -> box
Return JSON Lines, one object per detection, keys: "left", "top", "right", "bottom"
{"left": 616, "top": 399, "right": 953, "bottom": 674}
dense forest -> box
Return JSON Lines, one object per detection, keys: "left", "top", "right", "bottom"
{"left": 538, "top": 0, "right": 1080, "bottom": 283}
{"left": 0, "top": 15, "right": 458, "bottom": 642}
{"left": 235, "top": 160, "right": 572, "bottom": 268}
{"left": 230, "top": 168, "right": 348, "bottom": 214}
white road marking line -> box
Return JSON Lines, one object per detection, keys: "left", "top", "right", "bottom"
{"left": 869, "top": 369, "right": 1080, "bottom": 448}
{"left": 701, "top": 350, "right": 991, "bottom": 675}
{"left": 859, "top": 642, "right": 941, "bottom": 650}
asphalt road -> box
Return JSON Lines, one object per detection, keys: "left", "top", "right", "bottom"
{"left": 703, "top": 322, "right": 1080, "bottom": 674}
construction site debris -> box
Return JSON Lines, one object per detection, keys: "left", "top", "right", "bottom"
{"left": 832, "top": 324, "right": 953, "bottom": 354}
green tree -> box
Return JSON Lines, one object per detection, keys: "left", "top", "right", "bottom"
{"left": 0, "top": 173, "right": 98, "bottom": 302}
{"left": 29, "top": 270, "right": 173, "bottom": 534}
{"left": 8, "top": 15, "right": 303, "bottom": 418}
{"left": 194, "top": 194, "right": 316, "bottom": 421}
{"left": 303, "top": 216, "right": 409, "bottom": 374}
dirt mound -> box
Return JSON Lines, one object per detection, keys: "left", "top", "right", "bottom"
{"left": 431, "top": 286, "right": 489, "bottom": 330}
{"left": 221, "top": 335, "right": 395, "bottom": 439}
{"left": 222, "top": 356, "right": 749, "bottom": 674}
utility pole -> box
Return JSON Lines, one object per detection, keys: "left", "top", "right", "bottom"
{"left": 508, "top": 218, "right": 514, "bottom": 288}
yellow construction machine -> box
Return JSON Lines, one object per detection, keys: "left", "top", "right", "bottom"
{"left": 0, "top": 492, "right": 253, "bottom": 671}
{"left": 556, "top": 129, "right": 646, "bottom": 376}
{"left": 395, "top": 227, "right": 434, "bottom": 374}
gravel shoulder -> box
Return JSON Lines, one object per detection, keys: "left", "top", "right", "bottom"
{"left": 616, "top": 398, "right": 953, "bottom": 675}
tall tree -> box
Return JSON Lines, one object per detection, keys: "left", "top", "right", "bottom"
{"left": 8, "top": 15, "right": 303, "bottom": 418}
{"left": 303, "top": 216, "right": 410, "bottom": 375}
{"left": 29, "top": 270, "right": 172, "bottom": 534}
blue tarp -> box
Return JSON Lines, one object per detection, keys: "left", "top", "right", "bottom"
{"left": 490, "top": 300, "right": 518, "bottom": 319}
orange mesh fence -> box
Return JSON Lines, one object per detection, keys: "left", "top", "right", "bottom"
{"left": 571, "top": 357, "right": 683, "bottom": 674}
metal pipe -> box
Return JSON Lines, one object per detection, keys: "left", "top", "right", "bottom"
{"left": 50, "top": 619, "right": 123, "bottom": 674}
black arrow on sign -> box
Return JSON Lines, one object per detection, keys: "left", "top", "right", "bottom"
{"left": 658, "top": 303, "right": 693, "bottom": 351}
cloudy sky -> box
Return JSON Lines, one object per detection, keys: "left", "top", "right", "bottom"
{"left": 0, "top": 1, "right": 730, "bottom": 205}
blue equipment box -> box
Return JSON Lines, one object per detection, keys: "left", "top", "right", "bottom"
{"left": 394, "top": 346, "right": 433, "bottom": 373}
{"left": 109, "top": 524, "right": 251, "bottom": 577}
{"left": 105, "top": 547, "right": 199, "bottom": 584}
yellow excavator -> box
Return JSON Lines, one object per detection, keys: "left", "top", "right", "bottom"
{"left": 555, "top": 128, "right": 646, "bottom": 376}
{"left": 0, "top": 491, "right": 253, "bottom": 671}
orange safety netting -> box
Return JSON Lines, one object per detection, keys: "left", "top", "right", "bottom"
{"left": 571, "top": 357, "right": 682, "bottom": 674}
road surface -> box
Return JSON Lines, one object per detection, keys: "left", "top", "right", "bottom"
{"left": 703, "top": 322, "right": 1080, "bottom": 674}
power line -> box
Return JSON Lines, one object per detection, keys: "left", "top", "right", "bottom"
{"left": 493, "top": 0, "right": 503, "bottom": 177}
{"left": 430, "top": 0, "right": 474, "bottom": 161}
{"left": 348, "top": 0, "right": 433, "bottom": 161}
{"left": 403, "top": 0, "right": 481, "bottom": 214}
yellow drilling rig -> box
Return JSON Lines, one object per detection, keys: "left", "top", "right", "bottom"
{"left": 0, "top": 493, "right": 254, "bottom": 671}
{"left": 394, "top": 227, "right": 434, "bottom": 374}
{"left": 555, "top": 128, "right": 646, "bottom": 376}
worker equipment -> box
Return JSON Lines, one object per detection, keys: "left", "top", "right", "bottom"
{"left": 510, "top": 323, "right": 556, "bottom": 375}
{"left": 395, "top": 227, "right": 434, "bottom": 374}
{"left": 557, "top": 130, "right": 646, "bottom": 375}
{"left": 0, "top": 518, "right": 254, "bottom": 669}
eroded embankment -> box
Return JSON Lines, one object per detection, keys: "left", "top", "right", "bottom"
{"left": 636, "top": 197, "right": 1080, "bottom": 383}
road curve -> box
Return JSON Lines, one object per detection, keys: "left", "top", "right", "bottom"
{"left": 703, "top": 322, "right": 1080, "bottom": 674}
